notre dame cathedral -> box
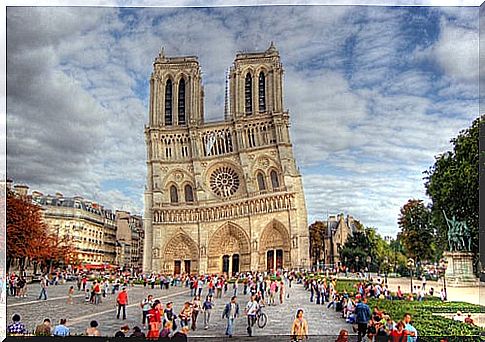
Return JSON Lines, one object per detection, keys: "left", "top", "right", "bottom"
{"left": 143, "top": 42, "right": 310, "bottom": 275}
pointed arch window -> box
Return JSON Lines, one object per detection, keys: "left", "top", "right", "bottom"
{"left": 245, "top": 73, "right": 252, "bottom": 115}
{"left": 184, "top": 184, "right": 194, "bottom": 203}
{"left": 165, "top": 79, "right": 173, "bottom": 126}
{"left": 270, "top": 170, "right": 280, "bottom": 190}
{"left": 178, "top": 78, "right": 186, "bottom": 125}
{"left": 259, "top": 72, "right": 266, "bottom": 112}
{"left": 170, "top": 185, "right": 178, "bottom": 203}
{"left": 257, "top": 172, "right": 266, "bottom": 191}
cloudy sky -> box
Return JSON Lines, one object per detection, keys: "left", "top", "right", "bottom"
{"left": 5, "top": 2, "right": 479, "bottom": 237}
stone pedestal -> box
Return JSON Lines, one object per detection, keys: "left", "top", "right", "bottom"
{"left": 443, "top": 251, "right": 478, "bottom": 286}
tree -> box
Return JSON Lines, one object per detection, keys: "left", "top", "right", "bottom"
{"left": 424, "top": 115, "right": 480, "bottom": 261}
{"left": 7, "top": 189, "right": 78, "bottom": 273}
{"left": 398, "top": 199, "right": 436, "bottom": 264}
{"left": 309, "top": 221, "right": 326, "bottom": 266}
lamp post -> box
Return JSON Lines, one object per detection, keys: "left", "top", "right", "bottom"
{"left": 356, "top": 256, "right": 360, "bottom": 276}
{"left": 366, "top": 255, "right": 372, "bottom": 280}
{"left": 440, "top": 258, "right": 448, "bottom": 300}
{"left": 407, "top": 258, "right": 415, "bottom": 295}
{"left": 384, "top": 256, "right": 389, "bottom": 285}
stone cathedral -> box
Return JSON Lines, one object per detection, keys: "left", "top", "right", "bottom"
{"left": 143, "top": 42, "right": 310, "bottom": 275}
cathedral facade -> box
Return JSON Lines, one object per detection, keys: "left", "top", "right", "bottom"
{"left": 143, "top": 43, "right": 310, "bottom": 275}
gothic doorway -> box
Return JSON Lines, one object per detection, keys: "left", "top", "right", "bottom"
{"left": 222, "top": 255, "right": 230, "bottom": 274}
{"left": 276, "top": 249, "right": 283, "bottom": 269}
{"left": 267, "top": 250, "right": 274, "bottom": 270}
{"left": 208, "top": 222, "right": 251, "bottom": 274}
{"left": 174, "top": 260, "right": 181, "bottom": 275}
{"left": 184, "top": 260, "right": 191, "bottom": 274}
{"left": 259, "top": 220, "right": 291, "bottom": 271}
{"left": 232, "top": 254, "right": 240, "bottom": 275}
{"left": 163, "top": 233, "right": 199, "bottom": 275}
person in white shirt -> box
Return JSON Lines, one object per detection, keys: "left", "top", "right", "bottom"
{"left": 453, "top": 311, "right": 464, "bottom": 322}
{"left": 245, "top": 295, "right": 260, "bottom": 337}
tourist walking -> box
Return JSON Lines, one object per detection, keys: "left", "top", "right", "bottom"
{"left": 38, "top": 276, "right": 48, "bottom": 300}
{"left": 34, "top": 318, "right": 52, "bottom": 336}
{"left": 163, "top": 301, "right": 178, "bottom": 331}
{"left": 147, "top": 300, "right": 162, "bottom": 339}
{"left": 222, "top": 296, "right": 239, "bottom": 338}
{"left": 67, "top": 286, "right": 74, "bottom": 304}
{"left": 141, "top": 294, "right": 154, "bottom": 329}
{"left": 354, "top": 297, "right": 371, "bottom": 342}
{"left": 290, "top": 309, "right": 308, "bottom": 341}
{"left": 53, "top": 318, "right": 70, "bottom": 336}
{"left": 202, "top": 295, "right": 214, "bottom": 329}
{"left": 279, "top": 280, "right": 285, "bottom": 304}
{"left": 191, "top": 295, "right": 201, "bottom": 331}
{"left": 245, "top": 295, "right": 259, "bottom": 337}
{"left": 116, "top": 287, "right": 128, "bottom": 320}
{"left": 179, "top": 301, "right": 193, "bottom": 328}
{"left": 85, "top": 320, "right": 100, "bottom": 336}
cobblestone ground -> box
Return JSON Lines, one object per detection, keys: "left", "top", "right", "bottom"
{"left": 7, "top": 282, "right": 351, "bottom": 340}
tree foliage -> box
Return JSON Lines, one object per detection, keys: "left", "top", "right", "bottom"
{"left": 398, "top": 199, "right": 436, "bottom": 263}
{"left": 309, "top": 221, "right": 326, "bottom": 265}
{"left": 424, "top": 115, "right": 480, "bottom": 258}
{"left": 7, "top": 189, "right": 77, "bottom": 272}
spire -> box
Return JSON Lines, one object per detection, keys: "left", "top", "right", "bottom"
{"left": 224, "top": 67, "right": 230, "bottom": 121}
{"left": 266, "top": 41, "right": 278, "bottom": 54}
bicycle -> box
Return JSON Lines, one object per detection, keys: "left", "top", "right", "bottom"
{"left": 256, "top": 307, "right": 267, "bottom": 328}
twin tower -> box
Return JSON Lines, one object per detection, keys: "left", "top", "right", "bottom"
{"left": 143, "top": 42, "right": 310, "bottom": 275}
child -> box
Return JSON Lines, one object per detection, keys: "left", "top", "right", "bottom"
{"left": 67, "top": 286, "right": 74, "bottom": 304}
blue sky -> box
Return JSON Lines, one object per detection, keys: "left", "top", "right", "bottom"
{"left": 5, "top": 3, "right": 479, "bottom": 237}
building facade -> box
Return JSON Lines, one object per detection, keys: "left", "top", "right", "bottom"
{"left": 310, "top": 214, "right": 362, "bottom": 267}
{"left": 30, "top": 191, "right": 118, "bottom": 266}
{"left": 115, "top": 211, "right": 144, "bottom": 270}
{"left": 143, "top": 43, "right": 310, "bottom": 275}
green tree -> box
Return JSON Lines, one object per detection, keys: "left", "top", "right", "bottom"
{"left": 424, "top": 116, "right": 480, "bottom": 260}
{"left": 398, "top": 199, "right": 436, "bottom": 264}
{"left": 309, "top": 221, "right": 326, "bottom": 266}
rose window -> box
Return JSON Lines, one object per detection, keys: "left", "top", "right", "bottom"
{"left": 210, "top": 166, "right": 240, "bottom": 197}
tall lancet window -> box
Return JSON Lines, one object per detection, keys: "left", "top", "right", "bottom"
{"left": 165, "top": 79, "right": 173, "bottom": 125}
{"left": 258, "top": 72, "right": 266, "bottom": 112}
{"left": 245, "top": 73, "right": 252, "bottom": 115}
{"left": 178, "top": 78, "right": 186, "bottom": 125}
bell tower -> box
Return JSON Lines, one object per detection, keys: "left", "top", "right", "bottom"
{"left": 229, "top": 42, "right": 284, "bottom": 119}
{"left": 149, "top": 47, "right": 204, "bottom": 127}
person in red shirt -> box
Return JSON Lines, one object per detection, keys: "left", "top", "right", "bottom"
{"left": 147, "top": 300, "right": 162, "bottom": 339}
{"left": 116, "top": 287, "right": 128, "bottom": 320}
{"left": 389, "top": 321, "right": 408, "bottom": 342}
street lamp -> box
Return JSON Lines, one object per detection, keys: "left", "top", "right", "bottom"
{"left": 384, "top": 256, "right": 389, "bottom": 285}
{"left": 355, "top": 256, "right": 360, "bottom": 276}
{"left": 407, "top": 258, "right": 415, "bottom": 295}
{"left": 440, "top": 258, "right": 448, "bottom": 300}
{"left": 366, "top": 255, "right": 372, "bottom": 280}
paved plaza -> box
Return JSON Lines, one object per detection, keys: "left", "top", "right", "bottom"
{"left": 7, "top": 281, "right": 350, "bottom": 340}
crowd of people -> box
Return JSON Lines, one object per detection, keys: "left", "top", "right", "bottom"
{"left": 6, "top": 268, "right": 479, "bottom": 340}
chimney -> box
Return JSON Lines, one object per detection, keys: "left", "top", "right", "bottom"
{"left": 14, "top": 184, "right": 29, "bottom": 197}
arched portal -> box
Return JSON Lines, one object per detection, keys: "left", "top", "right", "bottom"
{"left": 208, "top": 222, "right": 250, "bottom": 274}
{"left": 259, "top": 220, "right": 291, "bottom": 271}
{"left": 162, "top": 233, "right": 199, "bottom": 275}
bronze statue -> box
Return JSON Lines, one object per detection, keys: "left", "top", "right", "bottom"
{"left": 443, "top": 210, "right": 471, "bottom": 252}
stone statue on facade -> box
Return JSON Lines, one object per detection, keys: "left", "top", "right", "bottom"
{"left": 443, "top": 210, "right": 471, "bottom": 252}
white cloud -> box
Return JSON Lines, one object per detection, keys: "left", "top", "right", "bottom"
{"left": 6, "top": 5, "right": 479, "bottom": 234}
